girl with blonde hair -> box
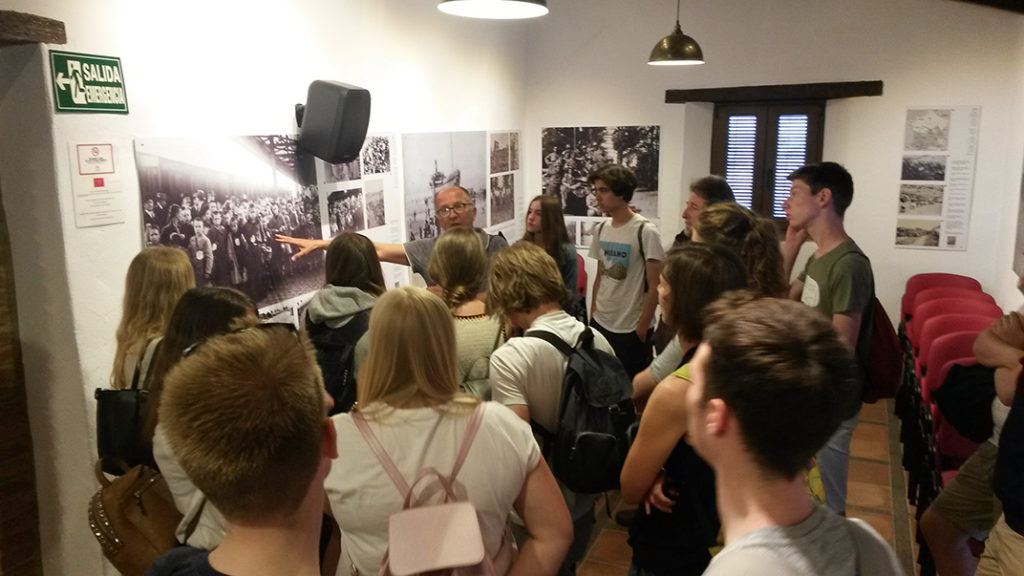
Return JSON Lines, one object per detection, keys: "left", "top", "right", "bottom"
{"left": 428, "top": 227, "right": 504, "bottom": 399}
{"left": 110, "top": 246, "right": 194, "bottom": 390}
{"left": 324, "top": 286, "right": 572, "bottom": 575}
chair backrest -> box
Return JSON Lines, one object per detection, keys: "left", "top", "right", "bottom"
{"left": 903, "top": 273, "right": 982, "bottom": 320}
{"left": 907, "top": 297, "right": 1001, "bottom": 345}
{"left": 923, "top": 331, "right": 982, "bottom": 392}
{"left": 911, "top": 287, "right": 994, "bottom": 318}
{"left": 917, "top": 314, "right": 996, "bottom": 363}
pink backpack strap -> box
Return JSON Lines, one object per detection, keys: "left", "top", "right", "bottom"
{"left": 352, "top": 402, "right": 488, "bottom": 504}
{"left": 352, "top": 410, "right": 411, "bottom": 496}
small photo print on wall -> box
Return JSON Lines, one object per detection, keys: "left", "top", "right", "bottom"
{"left": 327, "top": 187, "right": 366, "bottom": 235}
{"left": 365, "top": 180, "right": 386, "bottom": 229}
{"left": 402, "top": 131, "right": 487, "bottom": 240}
{"left": 542, "top": 125, "right": 660, "bottom": 218}
{"left": 319, "top": 156, "right": 361, "bottom": 185}
{"left": 362, "top": 135, "right": 392, "bottom": 176}
{"left": 490, "top": 173, "right": 515, "bottom": 225}
{"left": 509, "top": 132, "right": 520, "bottom": 171}
{"left": 901, "top": 155, "right": 947, "bottom": 181}
{"left": 490, "top": 132, "right": 510, "bottom": 174}
{"left": 896, "top": 218, "right": 941, "bottom": 247}
{"left": 904, "top": 109, "right": 952, "bottom": 152}
{"left": 899, "top": 184, "right": 944, "bottom": 216}
{"left": 579, "top": 220, "right": 598, "bottom": 249}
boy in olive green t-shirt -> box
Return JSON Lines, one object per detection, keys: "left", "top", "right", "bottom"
{"left": 782, "top": 162, "right": 873, "bottom": 517}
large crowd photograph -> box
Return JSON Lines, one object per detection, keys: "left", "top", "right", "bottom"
{"left": 135, "top": 135, "right": 325, "bottom": 313}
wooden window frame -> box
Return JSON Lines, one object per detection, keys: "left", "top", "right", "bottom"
{"left": 710, "top": 100, "right": 825, "bottom": 224}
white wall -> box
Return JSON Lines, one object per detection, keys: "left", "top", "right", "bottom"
{"left": 0, "top": 1, "right": 529, "bottom": 573}
{"left": 523, "top": 0, "right": 1024, "bottom": 317}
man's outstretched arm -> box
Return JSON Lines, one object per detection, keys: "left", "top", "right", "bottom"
{"left": 276, "top": 234, "right": 410, "bottom": 265}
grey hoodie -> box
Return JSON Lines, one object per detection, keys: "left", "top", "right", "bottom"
{"left": 306, "top": 285, "right": 376, "bottom": 329}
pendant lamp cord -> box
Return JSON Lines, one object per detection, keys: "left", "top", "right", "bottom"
{"left": 675, "top": 0, "right": 681, "bottom": 25}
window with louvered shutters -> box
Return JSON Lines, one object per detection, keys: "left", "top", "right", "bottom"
{"left": 711, "top": 102, "right": 824, "bottom": 221}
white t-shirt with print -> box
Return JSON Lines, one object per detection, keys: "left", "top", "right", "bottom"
{"left": 588, "top": 213, "right": 664, "bottom": 333}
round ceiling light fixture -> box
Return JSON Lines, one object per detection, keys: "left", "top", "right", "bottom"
{"left": 438, "top": 0, "right": 549, "bottom": 20}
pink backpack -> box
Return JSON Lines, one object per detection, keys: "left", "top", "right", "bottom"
{"left": 352, "top": 403, "right": 499, "bottom": 576}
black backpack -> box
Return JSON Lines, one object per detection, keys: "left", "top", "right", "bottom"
{"left": 306, "top": 309, "right": 371, "bottom": 415}
{"left": 525, "top": 327, "right": 634, "bottom": 494}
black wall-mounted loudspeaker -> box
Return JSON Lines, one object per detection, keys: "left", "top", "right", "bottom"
{"left": 295, "top": 80, "right": 371, "bottom": 164}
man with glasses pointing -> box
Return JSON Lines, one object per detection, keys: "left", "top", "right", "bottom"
{"left": 277, "top": 186, "right": 508, "bottom": 286}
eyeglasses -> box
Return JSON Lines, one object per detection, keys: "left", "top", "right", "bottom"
{"left": 436, "top": 202, "right": 472, "bottom": 217}
{"left": 182, "top": 322, "right": 298, "bottom": 358}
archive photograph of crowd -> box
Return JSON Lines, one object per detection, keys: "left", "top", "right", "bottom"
{"left": 94, "top": 160, "right": 1024, "bottom": 576}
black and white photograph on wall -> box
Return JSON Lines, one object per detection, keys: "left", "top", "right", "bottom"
{"left": 327, "top": 187, "right": 366, "bottom": 235}
{"left": 362, "top": 135, "right": 392, "bottom": 175}
{"left": 490, "top": 132, "right": 510, "bottom": 174}
{"left": 490, "top": 173, "right": 515, "bottom": 225}
{"left": 319, "top": 156, "right": 361, "bottom": 184}
{"left": 135, "top": 135, "right": 325, "bottom": 313}
{"left": 899, "top": 184, "right": 944, "bottom": 216}
{"left": 901, "top": 155, "right": 947, "bottom": 181}
{"left": 365, "top": 180, "right": 386, "bottom": 229}
{"left": 579, "top": 220, "right": 597, "bottom": 249}
{"left": 896, "top": 218, "right": 941, "bottom": 247}
{"left": 509, "top": 132, "right": 520, "bottom": 171}
{"left": 542, "top": 125, "right": 660, "bottom": 218}
{"left": 904, "top": 109, "right": 952, "bottom": 152}
{"left": 402, "top": 131, "right": 487, "bottom": 241}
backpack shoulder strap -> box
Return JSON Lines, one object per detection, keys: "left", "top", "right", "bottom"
{"left": 131, "top": 337, "right": 164, "bottom": 391}
{"left": 352, "top": 412, "right": 411, "bottom": 497}
{"left": 637, "top": 220, "right": 647, "bottom": 263}
{"left": 523, "top": 329, "right": 576, "bottom": 357}
{"left": 449, "top": 402, "right": 487, "bottom": 482}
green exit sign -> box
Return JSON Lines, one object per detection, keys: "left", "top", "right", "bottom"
{"left": 49, "top": 50, "right": 129, "bottom": 114}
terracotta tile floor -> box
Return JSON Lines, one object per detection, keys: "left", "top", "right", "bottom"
{"left": 577, "top": 400, "right": 915, "bottom": 575}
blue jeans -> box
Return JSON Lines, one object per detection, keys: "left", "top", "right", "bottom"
{"left": 817, "top": 412, "right": 859, "bottom": 515}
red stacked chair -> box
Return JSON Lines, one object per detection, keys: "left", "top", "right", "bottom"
{"left": 906, "top": 292, "right": 998, "bottom": 351}
{"left": 901, "top": 273, "right": 982, "bottom": 325}
{"left": 915, "top": 314, "right": 999, "bottom": 396}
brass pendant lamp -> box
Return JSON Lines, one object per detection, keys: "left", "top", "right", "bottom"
{"left": 648, "top": 0, "right": 704, "bottom": 66}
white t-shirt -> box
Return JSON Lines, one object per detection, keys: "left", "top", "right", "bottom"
{"left": 588, "top": 213, "right": 664, "bottom": 332}
{"left": 489, "top": 310, "right": 615, "bottom": 433}
{"left": 152, "top": 425, "right": 227, "bottom": 550}
{"left": 325, "top": 402, "right": 539, "bottom": 576}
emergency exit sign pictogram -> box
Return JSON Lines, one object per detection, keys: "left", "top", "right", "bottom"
{"left": 49, "top": 50, "right": 129, "bottom": 114}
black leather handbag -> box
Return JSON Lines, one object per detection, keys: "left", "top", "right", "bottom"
{"left": 95, "top": 339, "right": 161, "bottom": 474}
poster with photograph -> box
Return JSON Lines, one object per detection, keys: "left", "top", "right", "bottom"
{"left": 490, "top": 173, "right": 515, "bottom": 226}
{"left": 326, "top": 187, "right": 365, "bottom": 235}
{"left": 542, "top": 125, "right": 660, "bottom": 219}
{"left": 135, "top": 135, "right": 325, "bottom": 317}
{"left": 322, "top": 133, "right": 407, "bottom": 289}
{"left": 401, "top": 131, "right": 487, "bottom": 241}
{"left": 895, "top": 106, "right": 980, "bottom": 251}
{"left": 362, "top": 135, "right": 392, "bottom": 176}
